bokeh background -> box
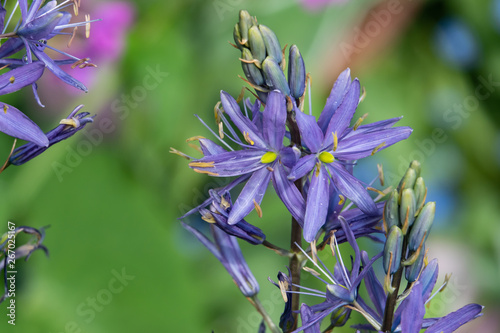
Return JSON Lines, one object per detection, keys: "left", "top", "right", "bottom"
{"left": 0, "top": 0, "right": 499, "bottom": 332}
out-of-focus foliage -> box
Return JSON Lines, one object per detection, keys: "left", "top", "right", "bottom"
{"left": 0, "top": 0, "right": 498, "bottom": 332}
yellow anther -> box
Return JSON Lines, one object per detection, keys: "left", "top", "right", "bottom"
{"left": 3, "top": 105, "right": 7, "bottom": 114}
{"left": 253, "top": 199, "right": 263, "bottom": 218}
{"left": 371, "top": 142, "right": 386, "bottom": 156}
{"left": 367, "top": 187, "right": 385, "bottom": 197}
{"left": 220, "top": 195, "right": 230, "bottom": 210}
{"left": 278, "top": 280, "right": 289, "bottom": 302}
{"left": 260, "top": 151, "right": 277, "bottom": 164}
{"left": 303, "top": 266, "right": 320, "bottom": 276}
{"left": 218, "top": 122, "right": 224, "bottom": 139}
{"left": 187, "top": 143, "right": 202, "bottom": 154}
{"left": 188, "top": 161, "right": 214, "bottom": 168}
{"left": 201, "top": 212, "right": 216, "bottom": 223}
{"left": 59, "top": 117, "right": 80, "bottom": 128}
{"left": 359, "top": 86, "right": 366, "bottom": 103}
{"left": 68, "top": 27, "right": 77, "bottom": 48}
{"left": 318, "top": 151, "right": 335, "bottom": 164}
{"left": 266, "top": 166, "right": 274, "bottom": 172}
{"left": 186, "top": 136, "right": 205, "bottom": 142}
{"left": 338, "top": 194, "right": 345, "bottom": 206}
{"left": 377, "top": 163, "right": 385, "bottom": 186}
{"left": 236, "top": 86, "right": 246, "bottom": 103}
{"left": 332, "top": 131, "right": 338, "bottom": 151}
{"left": 192, "top": 169, "right": 219, "bottom": 176}
{"left": 169, "top": 147, "right": 191, "bottom": 160}
{"left": 314, "top": 162, "right": 321, "bottom": 177}
{"left": 85, "top": 14, "right": 91, "bottom": 38}
{"left": 353, "top": 113, "right": 368, "bottom": 130}
{"left": 243, "top": 131, "right": 254, "bottom": 145}
{"left": 214, "top": 101, "right": 222, "bottom": 123}
{"left": 9, "top": 76, "right": 14, "bottom": 84}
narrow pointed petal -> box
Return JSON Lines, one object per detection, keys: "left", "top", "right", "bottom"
{"left": 300, "top": 304, "right": 321, "bottom": 333}
{"left": 0, "top": 62, "right": 45, "bottom": 95}
{"left": 425, "top": 304, "right": 483, "bottom": 333}
{"left": 199, "top": 138, "right": 227, "bottom": 155}
{"left": 341, "top": 117, "right": 403, "bottom": 138}
{"left": 334, "top": 127, "right": 412, "bottom": 160}
{"left": 0, "top": 38, "right": 25, "bottom": 59}
{"left": 288, "top": 154, "right": 317, "bottom": 181}
{"left": 272, "top": 163, "right": 305, "bottom": 226}
{"left": 318, "top": 68, "right": 352, "bottom": 133}
{"left": 220, "top": 91, "right": 267, "bottom": 148}
{"left": 191, "top": 149, "right": 264, "bottom": 177}
{"left": 338, "top": 216, "right": 360, "bottom": 281}
{"left": 401, "top": 282, "right": 425, "bottom": 333}
{"left": 263, "top": 90, "right": 286, "bottom": 150}
{"left": 361, "top": 251, "right": 386, "bottom": 317}
{"left": 0, "top": 103, "right": 48, "bottom": 146}
{"left": 228, "top": 167, "right": 272, "bottom": 224}
{"left": 32, "top": 48, "right": 88, "bottom": 92}
{"left": 323, "top": 79, "right": 360, "bottom": 143}
{"left": 303, "top": 166, "right": 329, "bottom": 242}
{"left": 295, "top": 109, "right": 323, "bottom": 152}
{"left": 328, "top": 163, "right": 378, "bottom": 215}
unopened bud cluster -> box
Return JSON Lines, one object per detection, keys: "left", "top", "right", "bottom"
{"left": 234, "top": 10, "right": 305, "bottom": 102}
{"left": 383, "top": 160, "right": 436, "bottom": 283}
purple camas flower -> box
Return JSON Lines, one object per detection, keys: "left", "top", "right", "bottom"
{"left": 9, "top": 105, "right": 94, "bottom": 165}
{"left": 0, "top": 0, "right": 99, "bottom": 104}
{"left": 189, "top": 90, "right": 305, "bottom": 226}
{"left": 182, "top": 221, "right": 259, "bottom": 297}
{"left": 288, "top": 68, "right": 412, "bottom": 242}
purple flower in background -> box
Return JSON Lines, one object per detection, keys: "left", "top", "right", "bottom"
{"left": 182, "top": 221, "right": 259, "bottom": 297}
{"left": 352, "top": 258, "right": 483, "bottom": 332}
{"left": 9, "top": 105, "right": 94, "bottom": 165}
{"left": 1, "top": 226, "right": 48, "bottom": 303}
{"left": 288, "top": 68, "right": 412, "bottom": 242}
{"left": 0, "top": 0, "right": 99, "bottom": 104}
{"left": 300, "top": 0, "right": 349, "bottom": 11}
{"left": 189, "top": 90, "right": 305, "bottom": 226}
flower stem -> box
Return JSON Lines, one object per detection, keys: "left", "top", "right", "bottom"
{"left": 381, "top": 238, "right": 408, "bottom": 332}
{"left": 248, "top": 296, "right": 281, "bottom": 333}
{"left": 287, "top": 101, "right": 303, "bottom": 332}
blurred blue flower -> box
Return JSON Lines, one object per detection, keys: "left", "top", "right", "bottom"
{"left": 433, "top": 18, "right": 479, "bottom": 69}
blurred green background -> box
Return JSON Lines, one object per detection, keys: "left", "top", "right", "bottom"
{"left": 0, "top": 0, "right": 499, "bottom": 332}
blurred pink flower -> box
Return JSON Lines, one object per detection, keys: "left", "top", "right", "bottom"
{"left": 300, "top": 0, "right": 349, "bottom": 11}
{"left": 64, "top": 1, "right": 135, "bottom": 92}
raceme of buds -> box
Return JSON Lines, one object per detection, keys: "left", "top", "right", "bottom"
{"left": 234, "top": 10, "right": 306, "bottom": 102}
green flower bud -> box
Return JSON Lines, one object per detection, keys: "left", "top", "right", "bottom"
{"left": 400, "top": 188, "right": 416, "bottom": 234}
{"left": 383, "top": 226, "right": 403, "bottom": 274}
{"left": 259, "top": 24, "right": 282, "bottom": 64}
{"left": 288, "top": 45, "right": 306, "bottom": 100}
{"left": 408, "top": 202, "right": 435, "bottom": 251}
{"left": 409, "top": 160, "right": 421, "bottom": 178}
{"left": 414, "top": 176, "right": 426, "bottom": 212}
{"left": 238, "top": 10, "right": 253, "bottom": 46}
{"left": 397, "top": 166, "right": 417, "bottom": 192}
{"left": 241, "top": 48, "right": 264, "bottom": 86}
{"left": 262, "top": 56, "right": 290, "bottom": 96}
{"left": 248, "top": 25, "right": 266, "bottom": 63}
{"left": 384, "top": 189, "right": 400, "bottom": 231}
{"left": 405, "top": 245, "right": 425, "bottom": 283}
{"left": 233, "top": 24, "right": 242, "bottom": 49}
